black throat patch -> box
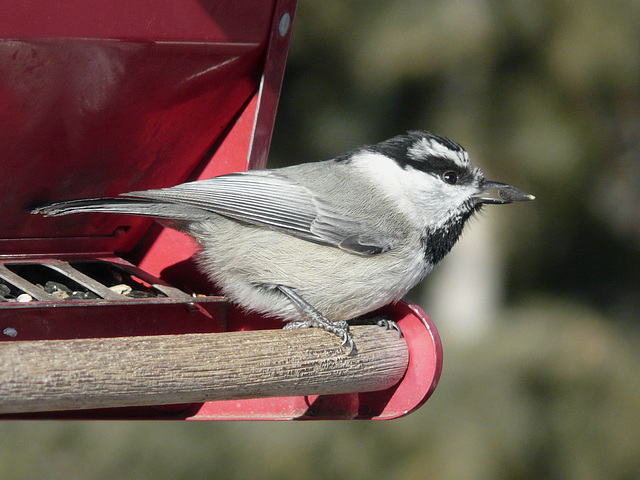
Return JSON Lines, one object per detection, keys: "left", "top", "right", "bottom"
{"left": 420, "top": 204, "right": 481, "bottom": 265}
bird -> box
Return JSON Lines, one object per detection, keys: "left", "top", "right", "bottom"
{"left": 33, "top": 131, "right": 534, "bottom": 354}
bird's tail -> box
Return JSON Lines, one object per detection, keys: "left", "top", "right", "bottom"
{"left": 32, "top": 196, "right": 212, "bottom": 221}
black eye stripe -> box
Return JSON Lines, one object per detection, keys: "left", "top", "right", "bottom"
{"left": 409, "top": 157, "right": 474, "bottom": 183}
{"left": 416, "top": 157, "right": 466, "bottom": 175}
{"left": 413, "top": 154, "right": 458, "bottom": 171}
{"left": 346, "top": 131, "right": 478, "bottom": 184}
{"left": 369, "top": 143, "right": 468, "bottom": 175}
{"left": 377, "top": 149, "right": 475, "bottom": 184}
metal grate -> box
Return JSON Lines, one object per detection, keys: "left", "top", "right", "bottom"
{"left": 0, "top": 258, "right": 196, "bottom": 304}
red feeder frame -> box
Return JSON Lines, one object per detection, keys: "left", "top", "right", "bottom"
{"left": 0, "top": 0, "right": 442, "bottom": 420}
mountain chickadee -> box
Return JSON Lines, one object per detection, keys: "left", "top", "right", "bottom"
{"left": 33, "top": 131, "right": 534, "bottom": 354}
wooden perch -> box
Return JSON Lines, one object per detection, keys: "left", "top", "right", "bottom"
{"left": 0, "top": 326, "right": 408, "bottom": 414}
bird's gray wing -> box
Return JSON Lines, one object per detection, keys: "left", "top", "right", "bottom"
{"left": 127, "top": 171, "right": 391, "bottom": 256}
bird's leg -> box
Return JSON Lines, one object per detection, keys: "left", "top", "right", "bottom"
{"left": 348, "top": 314, "right": 403, "bottom": 338}
{"left": 277, "top": 285, "right": 357, "bottom": 356}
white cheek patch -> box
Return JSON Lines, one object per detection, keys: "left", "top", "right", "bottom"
{"left": 352, "top": 151, "right": 410, "bottom": 202}
{"left": 408, "top": 137, "right": 470, "bottom": 169}
{"left": 408, "top": 177, "right": 478, "bottom": 231}
{"left": 353, "top": 151, "right": 476, "bottom": 231}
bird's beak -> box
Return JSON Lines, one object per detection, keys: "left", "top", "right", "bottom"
{"left": 472, "top": 180, "right": 535, "bottom": 205}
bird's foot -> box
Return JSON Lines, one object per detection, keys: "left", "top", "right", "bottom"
{"left": 278, "top": 285, "right": 357, "bottom": 356}
{"left": 349, "top": 314, "right": 403, "bottom": 338}
{"left": 284, "top": 319, "right": 356, "bottom": 356}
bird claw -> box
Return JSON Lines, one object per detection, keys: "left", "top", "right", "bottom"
{"left": 376, "top": 317, "right": 403, "bottom": 338}
{"left": 343, "top": 336, "right": 358, "bottom": 356}
{"left": 349, "top": 314, "right": 403, "bottom": 338}
{"left": 285, "top": 318, "right": 357, "bottom": 356}
{"left": 283, "top": 320, "right": 310, "bottom": 330}
{"left": 335, "top": 324, "right": 358, "bottom": 356}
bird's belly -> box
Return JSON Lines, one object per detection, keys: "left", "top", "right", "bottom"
{"left": 191, "top": 219, "right": 428, "bottom": 322}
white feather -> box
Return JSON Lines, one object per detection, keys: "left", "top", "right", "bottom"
{"left": 351, "top": 150, "right": 478, "bottom": 232}
{"left": 407, "top": 137, "right": 470, "bottom": 169}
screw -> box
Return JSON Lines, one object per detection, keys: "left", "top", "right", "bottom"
{"left": 278, "top": 13, "right": 291, "bottom": 37}
{"left": 3, "top": 327, "right": 17, "bottom": 338}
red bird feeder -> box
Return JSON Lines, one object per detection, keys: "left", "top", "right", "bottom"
{"left": 0, "top": 0, "right": 442, "bottom": 419}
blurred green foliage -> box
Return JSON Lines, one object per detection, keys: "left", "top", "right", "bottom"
{"left": 2, "top": 1, "right": 640, "bottom": 479}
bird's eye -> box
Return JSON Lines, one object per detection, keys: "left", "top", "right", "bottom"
{"left": 443, "top": 171, "right": 458, "bottom": 185}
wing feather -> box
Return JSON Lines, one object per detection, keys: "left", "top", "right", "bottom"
{"left": 127, "top": 171, "right": 390, "bottom": 255}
